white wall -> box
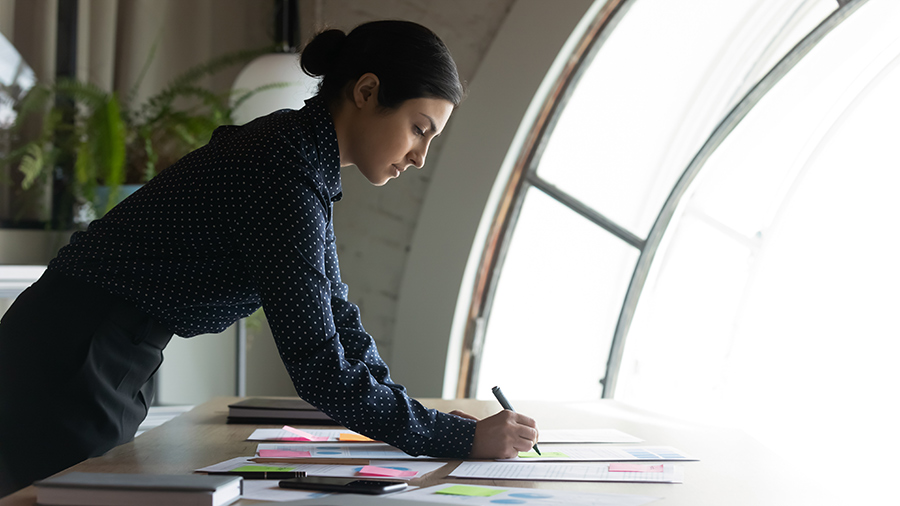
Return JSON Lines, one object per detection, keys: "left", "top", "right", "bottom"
{"left": 325, "top": 0, "right": 516, "bottom": 362}
{"left": 390, "top": 0, "right": 599, "bottom": 397}
{"left": 157, "top": 329, "right": 238, "bottom": 405}
{"left": 0, "top": 230, "right": 72, "bottom": 265}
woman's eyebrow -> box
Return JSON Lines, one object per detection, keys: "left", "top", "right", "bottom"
{"left": 418, "top": 113, "right": 438, "bottom": 134}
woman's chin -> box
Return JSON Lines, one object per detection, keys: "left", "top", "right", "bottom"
{"left": 357, "top": 165, "right": 392, "bottom": 186}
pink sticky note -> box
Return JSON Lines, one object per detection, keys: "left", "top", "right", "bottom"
{"left": 608, "top": 463, "right": 664, "bottom": 473}
{"left": 357, "top": 465, "right": 417, "bottom": 478}
{"left": 258, "top": 449, "right": 313, "bottom": 458}
{"left": 281, "top": 426, "right": 328, "bottom": 441}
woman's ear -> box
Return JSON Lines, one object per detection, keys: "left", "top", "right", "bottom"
{"left": 352, "top": 73, "right": 380, "bottom": 109}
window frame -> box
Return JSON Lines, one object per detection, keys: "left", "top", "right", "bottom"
{"left": 458, "top": 0, "right": 866, "bottom": 399}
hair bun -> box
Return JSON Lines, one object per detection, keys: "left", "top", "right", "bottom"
{"left": 300, "top": 29, "right": 347, "bottom": 77}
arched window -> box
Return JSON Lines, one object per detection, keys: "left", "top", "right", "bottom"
{"left": 464, "top": 0, "right": 899, "bottom": 486}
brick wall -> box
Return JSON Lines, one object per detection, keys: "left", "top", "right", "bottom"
{"left": 322, "top": 0, "right": 516, "bottom": 359}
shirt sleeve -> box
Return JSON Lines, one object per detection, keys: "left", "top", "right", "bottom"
{"left": 237, "top": 165, "right": 475, "bottom": 458}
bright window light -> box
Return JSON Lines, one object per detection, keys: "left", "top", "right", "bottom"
{"left": 476, "top": 188, "right": 638, "bottom": 401}
{"left": 475, "top": 0, "right": 898, "bottom": 500}
{"left": 618, "top": 1, "right": 900, "bottom": 500}
{"left": 475, "top": 0, "right": 835, "bottom": 401}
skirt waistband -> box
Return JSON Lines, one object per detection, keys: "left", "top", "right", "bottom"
{"left": 40, "top": 269, "right": 173, "bottom": 349}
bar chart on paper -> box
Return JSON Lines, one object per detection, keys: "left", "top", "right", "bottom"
{"left": 449, "top": 461, "right": 684, "bottom": 483}
{"left": 538, "top": 429, "right": 643, "bottom": 444}
{"left": 393, "top": 483, "right": 659, "bottom": 506}
{"left": 255, "top": 443, "right": 419, "bottom": 459}
{"left": 503, "top": 445, "right": 696, "bottom": 461}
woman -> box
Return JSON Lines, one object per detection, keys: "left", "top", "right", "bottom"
{"left": 0, "top": 20, "right": 539, "bottom": 496}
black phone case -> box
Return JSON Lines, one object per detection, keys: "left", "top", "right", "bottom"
{"left": 279, "top": 478, "right": 407, "bottom": 495}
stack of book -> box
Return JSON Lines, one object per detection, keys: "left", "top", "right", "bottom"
{"left": 35, "top": 472, "right": 242, "bottom": 506}
{"left": 226, "top": 397, "right": 336, "bottom": 425}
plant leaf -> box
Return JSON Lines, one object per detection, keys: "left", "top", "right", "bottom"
{"left": 74, "top": 142, "right": 95, "bottom": 205}
{"left": 102, "top": 93, "right": 127, "bottom": 188}
{"left": 12, "top": 85, "right": 54, "bottom": 131}
{"left": 18, "top": 143, "right": 45, "bottom": 189}
{"left": 143, "top": 132, "right": 158, "bottom": 181}
{"left": 54, "top": 78, "right": 109, "bottom": 109}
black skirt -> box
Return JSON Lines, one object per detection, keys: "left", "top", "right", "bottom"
{"left": 0, "top": 269, "right": 172, "bottom": 497}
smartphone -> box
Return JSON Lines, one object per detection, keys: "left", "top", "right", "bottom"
{"left": 278, "top": 476, "right": 408, "bottom": 495}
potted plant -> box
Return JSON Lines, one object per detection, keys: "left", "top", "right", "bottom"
{"left": 1, "top": 44, "right": 287, "bottom": 228}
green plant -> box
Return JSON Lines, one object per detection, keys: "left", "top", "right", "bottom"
{"left": 2, "top": 44, "right": 288, "bottom": 226}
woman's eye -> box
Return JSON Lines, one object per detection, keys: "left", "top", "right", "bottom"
{"left": 414, "top": 126, "right": 425, "bottom": 137}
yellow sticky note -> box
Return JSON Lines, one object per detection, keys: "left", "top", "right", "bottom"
{"left": 518, "top": 451, "right": 568, "bottom": 458}
{"left": 436, "top": 485, "right": 506, "bottom": 497}
{"left": 339, "top": 433, "right": 375, "bottom": 442}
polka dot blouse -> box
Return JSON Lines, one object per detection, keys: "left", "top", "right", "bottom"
{"left": 48, "top": 97, "right": 475, "bottom": 458}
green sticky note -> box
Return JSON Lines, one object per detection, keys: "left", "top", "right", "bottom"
{"left": 435, "top": 485, "right": 506, "bottom": 497}
{"left": 231, "top": 465, "right": 296, "bottom": 472}
{"left": 518, "top": 451, "right": 569, "bottom": 458}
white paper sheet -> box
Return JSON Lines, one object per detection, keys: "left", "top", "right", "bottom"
{"left": 247, "top": 428, "right": 372, "bottom": 442}
{"left": 502, "top": 445, "right": 696, "bottom": 461}
{"left": 392, "top": 483, "right": 659, "bottom": 506}
{"left": 448, "top": 461, "right": 683, "bottom": 483}
{"left": 196, "top": 456, "right": 446, "bottom": 480}
{"left": 538, "top": 429, "right": 643, "bottom": 444}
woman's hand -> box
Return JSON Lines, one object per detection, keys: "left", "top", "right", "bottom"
{"left": 464, "top": 409, "right": 539, "bottom": 459}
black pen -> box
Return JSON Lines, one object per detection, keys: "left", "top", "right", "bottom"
{"left": 491, "top": 385, "right": 541, "bottom": 455}
{"left": 208, "top": 470, "right": 307, "bottom": 480}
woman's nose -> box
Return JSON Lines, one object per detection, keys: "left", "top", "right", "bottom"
{"left": 409, "top": 143, "right": 428, "bottom": 169}
{"left": 408, "top": 152, "right": 424, "bottom": 169}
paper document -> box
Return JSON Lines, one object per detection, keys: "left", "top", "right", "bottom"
{"left": 502, "top": 445, "right": 695, "bottom": 461}
{"left": 197, "top": 456, "right": 445, "bottom": 480}
{"left": 539, "top": 429, "right": 642, "bottom": 443}
{"left": 449, "top": 461, "right": 683, "bottom": 483}
{"left": 255, "top": 443, "right": 424, "bottom": 460}
{"left": 393, "top": 483, "right": 659, "bottom": 506}
{"left": 248, "top": 428, "right": 374, "bottom": 442}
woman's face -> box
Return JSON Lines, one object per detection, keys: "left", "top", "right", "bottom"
{"left": 343, "top": 84, "right": 454, "bottom": 186}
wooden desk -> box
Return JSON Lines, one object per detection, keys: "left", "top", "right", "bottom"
{"left": 0, "top": 397, "right": 831, "bottom": 505}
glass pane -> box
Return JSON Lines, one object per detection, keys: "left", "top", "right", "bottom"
{"left": 535, "top": 0, "right": 835, "bottom": 238}
{"left": 0, "top": 30, "right": 36, "bottom": 127}
{"left": 617, "top": 2, "right": 900, "bottom": 501}
{"left": 475, "top": 188, "right": 639, "bottom": 401}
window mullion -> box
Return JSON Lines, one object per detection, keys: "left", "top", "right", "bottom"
{"left": 527, "top": 174, "right": 645, "bottom": 250}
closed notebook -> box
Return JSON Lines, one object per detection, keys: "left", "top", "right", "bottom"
{"left": 34, "top": 472, "right": 242, "bottom": 506}
{"left": 227, "top": 397, "right": 336, "bottom": 424}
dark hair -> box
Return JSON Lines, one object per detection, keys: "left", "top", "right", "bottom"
{"left": 300, "top": 20, "right": 465, "bottom": 109}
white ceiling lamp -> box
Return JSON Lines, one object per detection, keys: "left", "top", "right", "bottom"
{"left": 230, "top": 0, "right": 319, "bottom": 126}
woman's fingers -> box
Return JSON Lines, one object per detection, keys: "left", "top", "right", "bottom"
{"left": 518, "top": 425, "right": 539, "bottom": 445}
{"left": 469, "top": 409, "right": 541, "bottom": 459}
{"left": 512, "top": 414, "right": 539, "bottom": 449}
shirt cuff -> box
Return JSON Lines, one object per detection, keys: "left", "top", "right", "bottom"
{"left": 417, "top": 411, "right": 477, "bottom": 458}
